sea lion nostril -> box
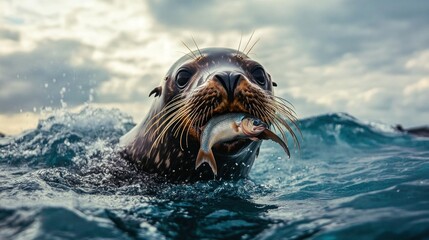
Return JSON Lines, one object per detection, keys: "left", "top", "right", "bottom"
{"left": 230, "top": 72, "right": 241, "bottom": 84}
{"left": 214, "top": 73, "right": 228, "bottom": 81}
{"left": 214, "top": 71, "right": 242, "bottom": 101}
{"left": 214, "top": 72, "right": 229, "bottom": 89}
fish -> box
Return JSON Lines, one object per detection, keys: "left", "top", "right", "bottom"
{"left": 195, "top": 113, "right": 290, "bottom": 175}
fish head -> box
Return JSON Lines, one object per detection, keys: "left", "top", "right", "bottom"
{"left": 241, "top": 117, "right": 267, "bottom": 137}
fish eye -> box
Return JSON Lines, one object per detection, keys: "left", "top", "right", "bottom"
{"left": 251, "top": 67, "right": 266, "bottom": 86}
{"left": 176, "top": 69, "right": 192, "bottom": 88}
{"left": 252, "top": 119, "right": 262, "bottom": 126}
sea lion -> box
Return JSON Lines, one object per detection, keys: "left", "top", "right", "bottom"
{"left": 120, "top": 47, "right": 299, "bottom": 182}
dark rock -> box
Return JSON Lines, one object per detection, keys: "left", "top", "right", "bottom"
{"left": 395, "top": 124, "right": 429, "bottom": 137}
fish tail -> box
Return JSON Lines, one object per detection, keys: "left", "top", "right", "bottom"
{"left": 259, "top": 129, "right": 291, "bottom": 158}
{"left": 195, "top": 149, "right": 218, "bottom": 175}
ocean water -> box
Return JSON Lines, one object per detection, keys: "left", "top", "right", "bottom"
{"left": 1, "top": 107, "right": 429, "bottom": 240}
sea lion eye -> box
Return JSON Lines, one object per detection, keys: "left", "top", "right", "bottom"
{"left": 251, "top": 67, "right": 266, "bottom": 85}
{"left": 176, "top": 69, "right": 192, "bottom": 88}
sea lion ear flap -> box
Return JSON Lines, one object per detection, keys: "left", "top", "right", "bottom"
{"left": 267, "top": 73, "right": 277, "bottom": 87}
{"left": 149, "top": 86, "right": 162, "bottom": 97}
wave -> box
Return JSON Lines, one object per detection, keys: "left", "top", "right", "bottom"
{"left": 1, "top": 107, "right": 429, "bottom": 239}
{"left": 1, "top": 109, "right": 420, "bottom": 168}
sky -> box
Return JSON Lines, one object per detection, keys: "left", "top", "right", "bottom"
{"left": 1, "top": 0, "right": 428, "bottom": 134}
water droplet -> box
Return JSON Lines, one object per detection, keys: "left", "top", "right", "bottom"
{"left": 52, "top": 78, "right": 56, "bottom": 83}
{"left": 33, "top": 107, "right": 37, "bottom": 112}
{"left": 44, "top": 83, "right": 49, "bottom": 88}
{"left": 61, "top": 99, "right": 68, "bottom": 108}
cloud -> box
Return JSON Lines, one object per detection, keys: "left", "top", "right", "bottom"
{"left": 0, "top": 29, "right": 20, "bottom": 41}
{"left": 405, "top": 50, "right": 429, "bottom": 72}
{"left": 0, "top": 39, "right": 110, "bottom": 112}
{"left": 1, "top": 0, "right": 429, "bottom": 134}
{"left": 0, "top": 0, "right": 172, "bottom": 112}
{"left": 146, "top": 0, "right": 429, "bottom": 66}
{"left": 403, "top": 78, "right": 429, "bottom": 111}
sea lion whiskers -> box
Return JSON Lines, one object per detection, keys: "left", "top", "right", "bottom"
{"left": 271, "top": 98, "right": 301, "bottom": 136}
{"left": 181, "top": 41, "right": 198, "bottom": 60}
{"left": 144, "top": 95, "right": 188, "bottom": 137}
{"left": 183, "top": 105, "right": 203, "bottom": 149}
{"left": 270, "top": 118, "right": 290, "bottom": 149}
{"left": 240, "top": 95, "right": 280, "bottom": 140}
{"left": 205, "top": 105, "right": 213, "bottom": 124}
{"left": 263, "top": 99, "right": 300, "bottom": 149}
{"left": 144, "top": 93, "right": 187, "bottom": 130}
{"left": 192, "top": 36, "right": 203, "bottom": 59}
{"left": 177, "top": 51, "right": 198, "bottom": 61}
{"left": 251, "top": 100, "right": 269, "bottom": 123}
{"left": 236, "top": 33, "right": 243, "bottom": 56}
{"left": 268, "top": 98, "right": 296, "bottom": 122}
{"left": 266, "top": 102, "right": 299, "bottom": 147}
{"left": 185, "top": 102, "right": 209, "bottom": 148}
{"left": 243, "top": 91, "right": 300, "bottom": 149}
{"left": 159, "top": 104, "right": 195, "bottom": 140}
{"left": 272, "top": 96, "right": 298, "bottom": 119}
{"left": 183, "top": 107, "right": 201, "bottom": 149}
{"left": 146, "top": 104, "right": 187, "bottom": 142}
{"left": 272, "top": 95, "right": 296, "bottom": 109}
{"left": 174, "top": 107, "right": 195, "bottom": 151}
{"left": 176, "top": 101, "right": 205, "bottom": 150}
{"left": 256, "top": 106, "right": 290, "bottom": 145}
{"left": 242, "top": 30, "right": 255, "bottom": 54}
{"left": 246, "top": 38, "right": 260, "bottom": 56}
{"left": 171, "top": 87, "right": 215, "bottom": 148}
{"left": 273, "top": 114, "right": 300, "bottom": 149}
{"left": 149, "top": 101, "right": 195, "bottom": 152}
{"left": 171, "top": 104, "right": 195, "bottom": 138}
{"left": 195, "top": 105, "right": 207, "bottom": 131}
{"left": 191, "top": 105, "right": 208, "bottom": 136}
{"left": 274, "top": 104, "right": 300, "bottom": 136}
{"left": 166, "top": 99, "right": 205, "bottom": 150}
{"left": 259, "top": 93, "right": 298, "bottom": 125}
{"left": 172, "top": 106, "right": 193, "bottom": 137}
{"left": 171, "top": 96, "right": 202, "bottom": 135}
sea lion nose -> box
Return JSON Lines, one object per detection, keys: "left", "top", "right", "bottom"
{"left": 214, "top": 71, "right": 241, "bottom": 101}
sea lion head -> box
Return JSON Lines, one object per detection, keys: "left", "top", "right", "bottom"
{"left": 121, "top": 47, "right": 298, "bottom": 182}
